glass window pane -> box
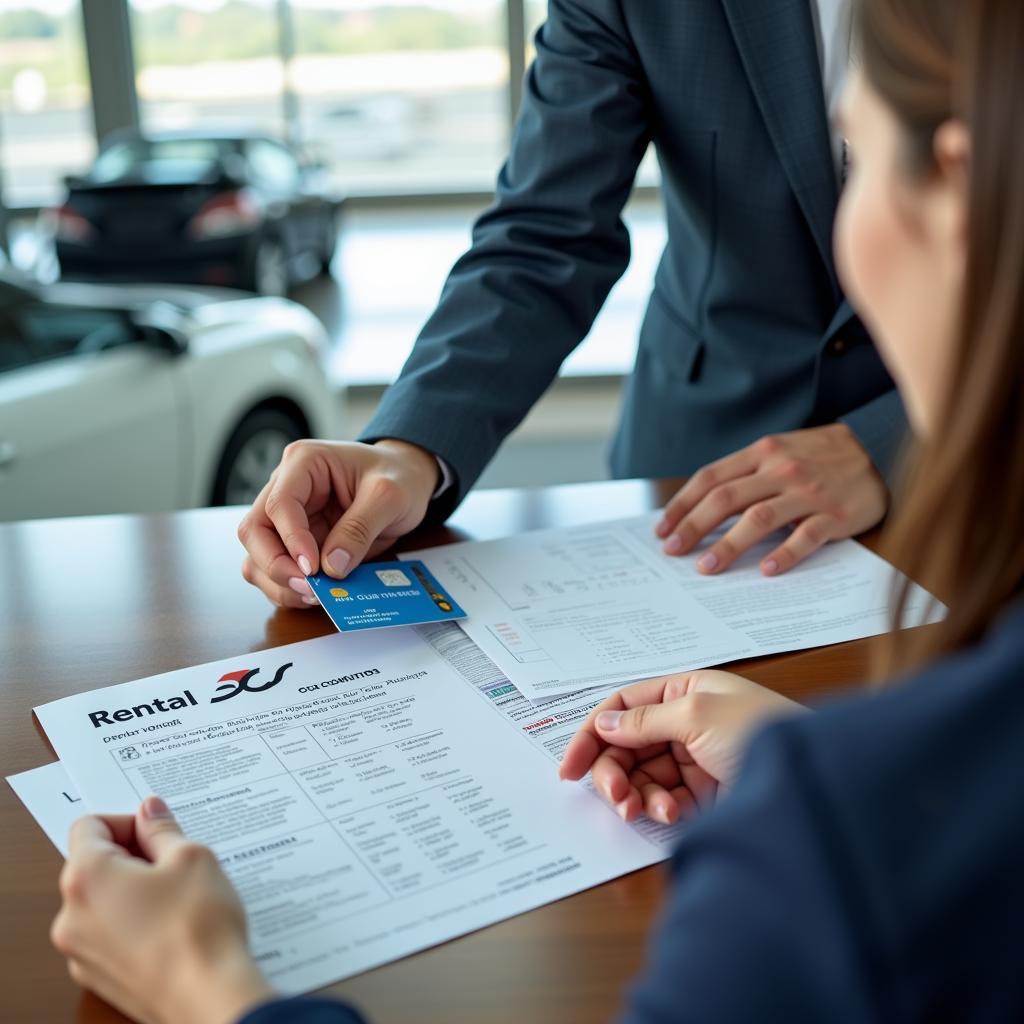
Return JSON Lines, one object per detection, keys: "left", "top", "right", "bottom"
{"left": 89, "top": 137, "right": 230, "bottom": 182}
{"left": 291, "top": 1, "right": 507, "bottom": 195}
{"left": 246, "top": 138, "right": 299, "bottom": 189}
{"left": 130, "top": 0, "right": 287, "bottom": 139}
{"left": 525, "top": 0, "right": 545, "bottom": 63}
{"left": 0, "top": 1, "right": 95, "bottom": 207}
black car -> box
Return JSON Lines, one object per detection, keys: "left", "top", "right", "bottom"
{"left": 50, "top": 132, "right": 341, "bottom": 296}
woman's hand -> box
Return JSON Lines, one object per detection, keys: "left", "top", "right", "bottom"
{"left": 560, "top": 671, "right": 805, "bottom": 824}
{"left": 51, "top": 796, "right": 274, "bottom": 1024}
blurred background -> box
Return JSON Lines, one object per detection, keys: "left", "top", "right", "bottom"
{"left": 0, "top": 0, "right": 665, "bottom": 522}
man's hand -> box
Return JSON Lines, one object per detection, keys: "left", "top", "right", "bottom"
{"left": 560, "top": 671, "right": 804, "bottom": 825}
{"left": 51, "top": 797, "right": 273, "bottom": 1024}
{"left": 656, "top": 423, "right": 888, "bottom": 576}
{"left": 238, "top": 438, "right": 441, "bottom": 609}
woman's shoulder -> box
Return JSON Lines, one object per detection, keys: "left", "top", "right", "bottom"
{"left": 713, "top": 600, "right": 1024, "bottom": 1020}
{"left": 788, "top": 599, "right": 1024, "bottom": 797}
{"left": 627, "top": 606, "right": 1024, "bottom": 1023}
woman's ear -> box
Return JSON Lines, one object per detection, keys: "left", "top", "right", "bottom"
{"left": 931, "top": 120, "right": 971, "bottom": 249}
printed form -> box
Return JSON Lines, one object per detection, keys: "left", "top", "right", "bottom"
{"left": 33, "top": 628, "right": 672, "bottom": 995}
{"left": 403, "top": 513, "right": 943, "bottom": 700}
{"left": 7, "top": 761, "right": 84, "bottom": 857}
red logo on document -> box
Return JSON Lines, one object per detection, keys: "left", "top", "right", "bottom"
{"left": 211, "top": 662, "right": 293, "bottom": 704}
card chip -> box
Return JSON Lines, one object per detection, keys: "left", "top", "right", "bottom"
{"left": 376, "top": 569, "right": 412, "bottom": 588}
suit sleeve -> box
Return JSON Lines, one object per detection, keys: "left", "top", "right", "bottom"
{"left": 620, "top": 724, "right": 880, "bottom": 1024}
{"left": 239, "top": 997, "right": 366, "bottom": 1024}
{"left": 839, "top": 388, "right": 909, "bottom": 488}
{"left": 358, "top": 0, "right": 652, "bottom": 522}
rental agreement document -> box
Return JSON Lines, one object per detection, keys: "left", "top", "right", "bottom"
{"left": 7, "top": 761, "right": 84, "bottom": 856}
{"left": 34, "top": 628, "right": 670, "bottom": 995}
{"left": 402, "top": 513, "right": 943, "bottom": 700}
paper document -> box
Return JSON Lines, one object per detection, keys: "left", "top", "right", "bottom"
{"left": 35, "top": 629, "right": 669, "bottom": 995}
{"left": 415, "top": 621, "right": 685, "bottom": 851}
{"left": 7, "top": 761, "right": 85, "bottom": 857}
{"left": 403, "top": 513, "right": 943, "bottom": 700}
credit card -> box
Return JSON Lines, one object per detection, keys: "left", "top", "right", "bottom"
{"left": 306, "top": 560, "right": 467, "bottom": 632}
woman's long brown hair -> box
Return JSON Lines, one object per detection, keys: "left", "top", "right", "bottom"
{"left": 855, "top": 0, "right": 1024, "bottom": 677}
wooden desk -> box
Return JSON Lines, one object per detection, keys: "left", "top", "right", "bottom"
{"left": 0, "top": 480, "right": 882, "bottom": 1024}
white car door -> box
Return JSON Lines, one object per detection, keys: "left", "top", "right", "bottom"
{"left": 0, "top": 301, "right": 182, "bottom": 521}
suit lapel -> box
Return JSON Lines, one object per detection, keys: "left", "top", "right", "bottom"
{"left": 720, "top": 0, "right": 839, "bottom": 285}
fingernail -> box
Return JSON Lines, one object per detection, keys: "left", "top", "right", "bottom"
{"left": 297, "top": 554, "right": 312, "bottom": 576}
{"left": 762, "top": 558, "right": 779, "bottom": 576}
{"left": 657, "top": 802, "right": 671, "bottom": 824}
{"left": 697, "top": 553, "right": 719, "bottom": 573}
{"left": 142, "top": 795, "right": 172, "bottom": 820}
{"left": 663, "top": 535, "right": 684, "bottom": 555}
{"left": 655, "top": 519, "right": 670, "bottom": 538}
{"left": 616, "top": 801, "right": 630, "bottom": 821}
{"left": 326, "top": 549, "right": 351, "bottom": 577}
{"left": 597, "top": 711, "right": 623, "bottom": 732}
{"left": 289, "top": 577, "right": 313, "bottom": 596}
{"left": 302, "top": 595, "right": 320, "bottom": 606}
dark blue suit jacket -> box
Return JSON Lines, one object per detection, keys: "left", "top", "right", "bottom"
{"left": 360, "top": 0, "right": 907, "bottom": 520}
{"left": 241, "top": 603, "right": 1024, "bottom": 1022}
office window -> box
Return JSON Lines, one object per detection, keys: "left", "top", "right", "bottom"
{"left": 129, "top": 0, "right": 287, "bottom": 138}
{"left": 525, "top": 0, "right": 544, "bottom": 63}
{"left": 290, "top": 1, "right": 508, "bottom": 195}
{"left": 0, "top": 1, "right": 95, "bottom": 207}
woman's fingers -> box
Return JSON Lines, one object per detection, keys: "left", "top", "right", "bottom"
{"left": 590, "top": 745, "right": 637, "bottom": 805}
{"left": 560, "top": 677, "right": 675, "bottom": 781}
{"left": 679, "top": 762, "right": 719, "bottom": 809}
{"left": 593, "top": 748, "right": 706, "bottom": 825}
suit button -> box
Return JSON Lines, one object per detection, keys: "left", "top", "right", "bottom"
{"left": 829, "top": 337, "right": 848, "bottom": 355}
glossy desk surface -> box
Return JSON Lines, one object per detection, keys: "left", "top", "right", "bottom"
{"left": 0, "top": 479, "right": 885, "bottom": 1023}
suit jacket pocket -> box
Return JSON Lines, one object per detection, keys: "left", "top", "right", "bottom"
{"left": 641, "top": 290, "right": 706, "bottom": 384}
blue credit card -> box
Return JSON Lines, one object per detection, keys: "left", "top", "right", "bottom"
{"left": 306, "top": 560, "right": 467, "bottom": 632}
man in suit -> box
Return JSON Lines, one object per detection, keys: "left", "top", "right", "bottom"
{"left": 239, "top": 0, "right": 898, "bottom": 607}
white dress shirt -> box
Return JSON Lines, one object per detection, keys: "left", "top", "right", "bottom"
{"left": 811, "top": 0, "right": 854, "bottom": 177}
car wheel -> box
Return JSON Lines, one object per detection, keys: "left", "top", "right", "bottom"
{"left": 252, "top": 238, "right": 289, "bottom": 296}
{"left": 211, "top": 408, "right": 304, "bottom": 507}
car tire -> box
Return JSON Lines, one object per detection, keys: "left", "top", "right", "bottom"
{"left": 211, "top": 408, "right": 305, "bottom": 507}
{"left": 246, "top": 237, "right": 289, "bottom": 296}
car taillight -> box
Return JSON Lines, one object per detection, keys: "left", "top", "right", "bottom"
{"left": 46, "top": 205, "right": 96, "bottom": 244}
{"left": 187, "top": 189, "right": 263, "bottom": 240}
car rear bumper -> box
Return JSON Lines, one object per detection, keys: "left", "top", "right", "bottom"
{"left": 56, "top": 234, "right": 260, "bottom": 288}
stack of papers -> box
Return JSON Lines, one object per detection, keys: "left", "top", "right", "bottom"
{"left": 401, "top": 513, "right": 941, "bottom": 700}
{"left": 7, "top": 513, "right": 941, "bottom": 995}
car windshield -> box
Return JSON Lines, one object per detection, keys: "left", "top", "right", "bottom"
{"left": 89, "top": 139, "right": 228, "bottom": 183}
